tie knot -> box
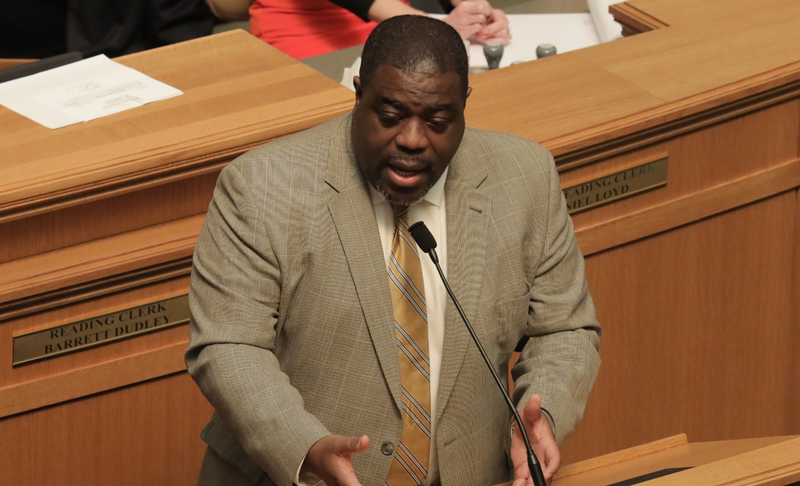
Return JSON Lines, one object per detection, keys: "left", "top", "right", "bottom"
{"left": 392, "top": 205, "right": 410, "bottom": 224}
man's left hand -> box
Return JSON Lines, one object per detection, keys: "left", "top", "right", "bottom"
{"left": 510, "top": 395, "right": 561, "bottom": 485}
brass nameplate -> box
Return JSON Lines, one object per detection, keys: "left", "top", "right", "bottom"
{"left": 563, "top": 158, "right": 668, "bottom": 214}
{"left": 13, "top": 295, "right": 190, "bottom": 366}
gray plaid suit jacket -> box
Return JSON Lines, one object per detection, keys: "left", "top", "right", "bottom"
{"left": 185, "top": 113, "right": 601, "bottom": 486}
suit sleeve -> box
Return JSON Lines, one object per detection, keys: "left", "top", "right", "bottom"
{"left": 511, "top": 150, "right": 602, "bottom": 446}
{"left": 185, "top": 162, "right": 330, "bottom": 486}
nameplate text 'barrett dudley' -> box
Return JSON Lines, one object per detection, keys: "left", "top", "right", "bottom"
{"left": 12, "top": 295, "right": 190, "bottom": 366}
{"left": 562, "top": 158, "right": 669, "bottom": 214}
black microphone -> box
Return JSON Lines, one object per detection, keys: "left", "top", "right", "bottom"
{"left": 408, "top": 221, "right": 547, "bottom": 486}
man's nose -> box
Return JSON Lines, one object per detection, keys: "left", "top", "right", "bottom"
{"left": 395, "top": 119, "right": 428, "bottom": 153}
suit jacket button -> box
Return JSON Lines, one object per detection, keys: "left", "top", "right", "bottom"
{"left": 381, "top": 442, "right": 395, "bottom": 456}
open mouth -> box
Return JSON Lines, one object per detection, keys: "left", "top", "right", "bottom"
{"left": 387, "top": 162, "right": 426, "bottom": 187}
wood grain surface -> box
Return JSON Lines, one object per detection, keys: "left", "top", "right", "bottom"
{"left": 788, "top": 189, "right": 800, "bottom": 434}
{"left": 562, "top": 192, "right": 797, "bottom": 463}
{"left": 555, "top": 434, "right": 687, "bottom": 479}
{"left": 0, "top": 373, "right": 213, "bottom": 486}
{"left": 549, "top": 436, "right": 800, "bottom": 486}
{"left": 0, "top": 30, "right": 353, "bottom": 215}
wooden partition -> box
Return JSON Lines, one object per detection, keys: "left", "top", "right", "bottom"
{"left": 466, "top": 0, "right": 800, "bottom": 465}
{"left": 0, "top": 31, "right": 352, "bottom": 485}
{"left": 1, "top": 0, "right": 799, "bottom": 483}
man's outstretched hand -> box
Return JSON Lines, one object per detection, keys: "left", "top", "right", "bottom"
{"left": 510, "top": 395, "right": 561, "bottom": 486}
{"left": 301, "top": 435, "right": 370, "bottom": 486}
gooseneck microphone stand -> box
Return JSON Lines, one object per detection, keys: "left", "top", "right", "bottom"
{"left": 408, "top": 221, "right": 547, "bottom": 486}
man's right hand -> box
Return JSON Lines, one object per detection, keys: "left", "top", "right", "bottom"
{"left": 301, "top": 435, "right": 370, "bottom": 486}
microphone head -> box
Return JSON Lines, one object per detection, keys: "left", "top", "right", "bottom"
{"left": 408, "top": 222, "right": 437, "bottom": 253}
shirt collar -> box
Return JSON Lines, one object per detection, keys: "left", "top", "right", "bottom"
{"left": 369, "top": 167, "right": 449, "bottom": 208}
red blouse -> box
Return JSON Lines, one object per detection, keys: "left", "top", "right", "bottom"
{"left": 250, "top": 0, "right": 408, "bottom": 59}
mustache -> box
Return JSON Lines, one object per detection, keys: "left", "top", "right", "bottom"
{"left": 380, "top": 153, "right": 435, "bottom": 168}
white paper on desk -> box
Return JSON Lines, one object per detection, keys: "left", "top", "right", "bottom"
{"left": 588, "top": 0, "right": 624, "bottom": 43}
{"left": 433, "top": 14, "right": 600, "bottom": 69}
{"left": 0, "top": 55, "right": 182, "bottom": 129}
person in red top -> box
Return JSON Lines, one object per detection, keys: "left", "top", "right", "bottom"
{"left": 248, "top": 0, "right": 509, "bottom": 59}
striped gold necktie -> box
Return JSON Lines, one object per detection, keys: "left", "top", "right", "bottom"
{"left": 385, "top": 210, "right": 432, "bottom": 486}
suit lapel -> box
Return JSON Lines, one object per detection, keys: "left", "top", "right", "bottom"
{"left": 436, "top": 132, "right": 490, "bottom": 421}
{"left": 325, "top": 115, "right": 404, "bottom": 414}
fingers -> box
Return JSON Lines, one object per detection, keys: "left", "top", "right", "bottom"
{"left": 303, "top": 435, "right": 370, "bottom": 486}
{"left": 442, "top": 13, "right": 484, "bottom": 39}
{"left": 458, "top": 0, "right": 493, "bottom": 18}
{"left": 478, "top": 9, "right": 509, "bottom": 45}
{"left": 538, "top": 439, "right": 561, "bottom": 480}
{"left": 348, "top": 435, "right": 370, "bottom": 455}
{"left": 449, "top": 0, "right": 493, "bottom": 27}
{"left": 513, "top": 395, "right": 562, "bottom": 482}
{"left": 521, "top": 394, "right": 542, "bottom": 431}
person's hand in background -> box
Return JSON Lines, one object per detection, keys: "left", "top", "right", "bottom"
{"left": 443, "top": 0, "right": 495, "bottom": 40}
{"left": 475, "top": 7, "right": 509, "bottom": 45}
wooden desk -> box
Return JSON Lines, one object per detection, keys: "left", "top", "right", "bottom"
{"left": 0, "top": 30, "right": 353, "bottom": 485}
{"left": 498, "top": 435, "right": 800, "bottom": 486}
{"left": 464, "top": 0, "right": 800, "bottom": 465}
{"left": 1, "top": 0, "right": 799, "bottom": 483}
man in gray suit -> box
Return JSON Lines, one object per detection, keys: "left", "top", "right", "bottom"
{"left": 186, "top": 15, "right": 601, "bottom": 486}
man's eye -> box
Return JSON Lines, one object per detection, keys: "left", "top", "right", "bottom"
{"left": 378, "top": 113, "right": 401, "bottom": 124}
{"left": 428, "top": 119, "right": 449, "bottom": 130}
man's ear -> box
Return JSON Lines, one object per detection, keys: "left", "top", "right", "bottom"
{"left": 353, "top": 76, "right": 363, "bottom": 106}
{"left": 465, "top": 86, "right": 472, "bottom": 105}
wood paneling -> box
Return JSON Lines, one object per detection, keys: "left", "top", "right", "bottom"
{"left": 0, "top": 372, "right": 213, "bottom": 486}
{"left": 787, "top": 188, "right": 800, "bottom": 434}
{"left": 0, "top": 278, "right": 190, "bottom": 406}
{"left": 561, "top": 193, "right": 796, "bottom": 464}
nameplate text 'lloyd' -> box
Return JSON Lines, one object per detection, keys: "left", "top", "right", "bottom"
{"left": 13, "top": 295, "right": 190, "bottom": 366}
{"left": 563, "top": 158, "right": 669, "bottom": 214}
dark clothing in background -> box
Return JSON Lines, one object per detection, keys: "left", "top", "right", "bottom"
{"left": 67, "top": 0, "right": 215, "bottom": 58}
{"left": 0, "top": 0, "right": 213, "bottom": 60}
{"left": 0, "top": 0, "right": 68, "bottom": 59}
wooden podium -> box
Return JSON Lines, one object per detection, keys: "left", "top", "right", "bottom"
{"left": 497, "top": 435, "right": 800, "bottom": 486}
{"left": 1, "top": 0, "right": 799, "bottom": 483}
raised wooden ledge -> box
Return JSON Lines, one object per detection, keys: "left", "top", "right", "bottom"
{"left": 0, "top": 102, "right": 350, "bottom": 225}
{"left": 610, "top": 2, "right": 670, "bottom": 37}
{"left": 0, "top": 30, "right": 355, "bottom": 224}
{"left": 0, "top": 214, "right": 205, "bottom": 318}
{"left": 555, "top": 434, "right": 687, "bottom": 479}
{"left": 647, "top": 437, "right": 800, "bottom": 486}
{"left": 549, "top": 61, "right": 800, "bottom": 169}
